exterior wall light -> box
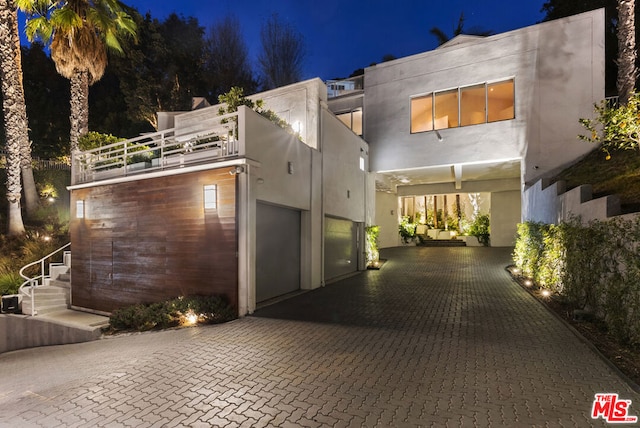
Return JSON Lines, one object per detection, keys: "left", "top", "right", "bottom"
{"left": 76, "top": 200, "right": 85, "bottom": 219}
{"left": 204, "top": 184, "right": 217, "bottom": 210}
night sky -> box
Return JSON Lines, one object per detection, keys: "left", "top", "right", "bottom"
{"left": 123, "top": 0, "right": 546, "bottom": 81}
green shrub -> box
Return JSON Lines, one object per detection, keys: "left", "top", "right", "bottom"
{"left": 365, "top": 225, "right": 380, "bottom": 265}
{"left": 0, "top": 272, "right": 22, "bottom": 296}
{"left": 469, "top": 213, "right": 490, "bottom": 246}
{"left": 513, "top": 217, "right": 640, "bottom": 347}
{"left": 398, "top": 216, "right": 417, "bottom": 243}
{"left": 108, "top": 295, "right": 236, "bottom": 332}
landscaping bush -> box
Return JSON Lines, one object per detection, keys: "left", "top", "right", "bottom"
{"left": 108, "top": 295, "right": 236, "bottom": 332}
{"left": 469, "top": 213, "right": 490, "bottom": 246}
{"left": 513, "top": 217, "right": 640, "bottom": 347}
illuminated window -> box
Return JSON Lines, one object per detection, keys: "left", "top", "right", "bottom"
{"left": 76, "top": 200, "right": 84, "bottom": 219}
{"left": 336, "top": 108, "right": 363, "bottom": 136}
{"left": 410, "top": 78, "right": 514, "bottom": 134}
{"left": 460, "top": 84, "right": 486, "bottom": 126}
{"left": 203, "top": 185, "right": 217, "bottom": 210}
{"left": 434, "top": 89, "right": 458, "bottom": 129}
{"left": 411, "top": 96, "right": 433, "bottom": 133}
{"left": 488, "top": 79, "right": 515, "bottom": 122}
{"left": 359, "top": 156, "right": 365, "bottom": 171}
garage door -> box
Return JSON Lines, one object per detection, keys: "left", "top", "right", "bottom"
{"left": 324, "top": 217, "right": 358, "bottom": 281}
{"left": 256, "top": 203, "right": 301, "bottom": 302}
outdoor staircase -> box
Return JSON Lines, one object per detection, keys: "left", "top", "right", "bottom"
{"left": 20, "top": 251, "right": 71, "bottom": 316}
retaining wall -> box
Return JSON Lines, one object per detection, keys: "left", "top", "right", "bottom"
{"left": 0, "top": 314, "right": 100, "bottom": 355}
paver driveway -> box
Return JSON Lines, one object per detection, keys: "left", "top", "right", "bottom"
{"left": 0, "top": 247, "right": 638, "bottom": 427}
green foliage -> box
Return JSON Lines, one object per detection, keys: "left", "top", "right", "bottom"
{"left": 108, "top": 295, "right": 236, "bottom": 332}
{"left": 513, "top": 222, "right": 545, "bottom": 277}
{"left": 468, "top": 213, "right": 490, "bottom": 246}
{"left": 513, "top": 218, "right": 640, "bottom": 347}
{"left": 0, "top": 232, "right": 69, "bottom": 296}
{"left": 398, "top": 216, "right": 417, "bottom": 243}
{"left": 365, "top": 225, "right": 380, "bottom": 265}
{"left": 0, "top": 272, "right": 22, "bottom": 296}
{"left": 579, "top": 93, "right": 640, "bottom": 157}
{"left": 78, "top": 131, "right": 122, "bottom": 151}
{"left": 217, "top": 87, "right": 302, "bottom": 140}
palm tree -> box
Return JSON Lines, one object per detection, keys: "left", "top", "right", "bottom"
{"left": 0, "top": 0, "right": 27, "bottom": 235}
{"left": 17, "top": 0, "right": 136, "bottom": 152}
{"left": 616, "top": 0, "right": 636, "bottom": 104}
{"left": 430, "top": 12, "right": 493, "bottom": 46}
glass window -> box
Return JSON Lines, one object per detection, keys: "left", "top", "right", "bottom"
{"left": 434, "top": 90, "right": 458, "bottom": 129}
{"left": 410, "top": 95, "right": 433, "bottom": 133}
{"left": 351, "top": 109, "right": 363, "bottom": 136}
{"left": 337, "top": 112, "right": 352, "bottom": 129}
{"left": 336, "top": 109, "right": 363, "bottom": 136}
{"left": 488, "top": 80, "right": 514, "bottom": 122}
{"left": 460, "top": 84, "right": 486, "bottom": 126}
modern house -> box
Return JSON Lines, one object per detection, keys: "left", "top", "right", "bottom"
{"left": 67, "top": 79, "right": 371, "bottom": 317}
{"left": 60, "top": 9, "right": 605, "bottom": 317}
{"left": 329, "top": 8, "right": 605, "bottom": 248}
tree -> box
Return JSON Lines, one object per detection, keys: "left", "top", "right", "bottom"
{"left": 112, "top": 12, "right": 207, "bottom": 130}
{"left": 203, "top": 15, "right": 256, "bottom": 100}
{"left": 18, "top": 0, "right": 137, "bottom": 152}
{"left": 0, "top": 0, "right": 27, "bottom": 234}
{"left": 429, "top": 12, "right": 493, "bottom": 46}
{"left": 258, "top": 13, "right": 305, "bottom": 90}
{"left": 616, "top": 0, "right": 636, "bottom": 104}
{"left": 22, "top": 43, "right": 70, "bottom": 158}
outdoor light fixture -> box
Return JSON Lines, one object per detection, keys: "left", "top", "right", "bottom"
{"left": 76, "top": 200, "right": 85, "bottom": 219}
{"left": 203, "top": 184, "right": 217, "bottom": 210}
{"left": 524, "top": 279, "right": 533, "bottom": 287}
{"left": 229, "top": 165, "right": 245, "bottom": 175}
{"left": 541, "top": 290, "right": 551, "bottom": 297}
{"left": 435, "top": 130, "right": 443, "bottom": 142}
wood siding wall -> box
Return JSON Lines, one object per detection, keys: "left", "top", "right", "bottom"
{"left": 70, "top": 168, "right": 238, "bottom": 313}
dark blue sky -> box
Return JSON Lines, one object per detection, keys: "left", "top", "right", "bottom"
{"left": 50, "top": 1, "right": 549, "bottom": 81}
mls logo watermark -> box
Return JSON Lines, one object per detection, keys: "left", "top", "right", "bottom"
{"left": 591, "top": 393, "right": 638, "bottom": 424}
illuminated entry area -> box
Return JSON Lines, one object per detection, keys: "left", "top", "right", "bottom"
{"left": 411, "top": 79, "right": 514, "bottom": 133}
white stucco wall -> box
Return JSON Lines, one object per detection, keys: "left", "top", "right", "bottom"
{"left": 376, "top": 192, "right": 401, "bottom": 248}
{"left": 321, "top": 108, "right": 369, "bottom": 222}
{"left": 363, "top": 9, "right": 604, "bottom": 184}
{"left": 490, "top": 190, "right": 521, "bottom": 247}
{"left": 523, "top": 178, "right": 624, "bottom": 225}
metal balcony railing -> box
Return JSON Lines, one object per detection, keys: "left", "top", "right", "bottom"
{"left": 72, "top": 111, "right": 239, "bottom": 184}
{"left": 326, "top": 75, "right": 364, "bottom": 98}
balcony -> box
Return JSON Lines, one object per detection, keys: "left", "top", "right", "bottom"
{"left": 72, "top": 111, "right": 240, "bottom": 185}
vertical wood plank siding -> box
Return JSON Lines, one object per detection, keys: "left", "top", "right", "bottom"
{"left": 70, "top": 168, "right": 238, "bottom": 313}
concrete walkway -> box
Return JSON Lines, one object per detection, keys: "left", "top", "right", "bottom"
{"left": 0, "top": 247, "right": 638, "bottom": 427}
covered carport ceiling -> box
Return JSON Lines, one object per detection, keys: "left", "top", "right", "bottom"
{"left": 376, "top": 159, "right": 521, "bottom": 193}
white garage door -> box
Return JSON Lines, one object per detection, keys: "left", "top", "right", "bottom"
{"left": 256, "top": 203, "right": 301, "bottom": 302}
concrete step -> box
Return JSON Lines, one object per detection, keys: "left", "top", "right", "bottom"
{"left": 56, "top": 273, "right": 71, "bottom": 282}
{"left": 22, "top": 285, "right": 70, "bottom": 315}
{"left": 418, "top": 239, "right": 467, "bottom": 247}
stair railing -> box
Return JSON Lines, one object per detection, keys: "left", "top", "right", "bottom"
{"left": 18, "top": 242, "right": 71, "bottom": 316}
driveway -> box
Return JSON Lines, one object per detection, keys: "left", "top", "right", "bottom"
{"left": 0, "top": 247, "right": 638, "bottom": 427}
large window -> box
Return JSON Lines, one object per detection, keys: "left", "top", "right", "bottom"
{"left": 410, "top": 78, "right": 514, "bottom": 133}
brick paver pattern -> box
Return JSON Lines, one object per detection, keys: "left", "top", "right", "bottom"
{"left": 0, "top": 247, "right": 638, "bottom": 427}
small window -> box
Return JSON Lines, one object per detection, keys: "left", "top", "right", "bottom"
{"left": 488, "top": 79, "right": 515, "bottom": 122}
{"left": 434, "top": 89, "right": 458, "bottom": 129}
{"left": 203, "top": 185, "right": 217, "bottom": 210}
{"left": 411, "top": 95, "right": 433, "bottom": 133}
{"left": 336, "top": 108, "right": 363, "bottom": 136}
